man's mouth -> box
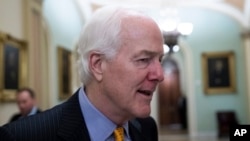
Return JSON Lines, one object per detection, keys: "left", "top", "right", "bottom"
{"left": 137, "top": 90, "right": 153, "bottom": 96}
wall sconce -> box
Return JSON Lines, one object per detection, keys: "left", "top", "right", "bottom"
{"left": 159, "top": 20, "right": 193, "bottom": 36}
{"left": 160, "top": 20, "right": 193, "bottom": 54}
{"left": 164, "top": 44, "right": 180, "bottom": 54}
{"left": 177, "top": 22, "right": 193, "bottom": 36}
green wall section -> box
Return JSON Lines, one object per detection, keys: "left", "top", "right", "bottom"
{"left": 179, "top": 7, "right": 247, "bottom": 132}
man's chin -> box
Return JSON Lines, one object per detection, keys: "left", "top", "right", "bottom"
{"left": 135, "top": 109, "right": 151, "bottom": 118}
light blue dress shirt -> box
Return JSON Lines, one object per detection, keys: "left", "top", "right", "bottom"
{"left": 78, "top": 87, "right": 131, "bottom": 141}
{"left": 18, "top": 106, "right": 38, "bottom": 120}
{"left": 28, "top": 106, "right": 38, "bottom": 116}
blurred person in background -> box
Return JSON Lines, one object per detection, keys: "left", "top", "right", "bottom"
{"left": 9, "top": 87, "right": 41, "bottom": 122}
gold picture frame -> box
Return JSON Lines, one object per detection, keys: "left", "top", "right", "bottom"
{"left": 57, "top": 46, "right": 72, "bottom": 100}
{"left": 201, "top": 51, "right": 236, "bottom": 94}
{"left": 0, "top": 32, "right": 28, "bottom": 102}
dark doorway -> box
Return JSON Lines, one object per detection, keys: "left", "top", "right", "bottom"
{"left": 158, "top": 58, "right": 187, "bottom": 134}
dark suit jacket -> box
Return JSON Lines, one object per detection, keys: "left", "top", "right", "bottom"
{"left": 9, "top": 109, "right": 42, "bottom": 123}
{"left": 136, "top": 117, "right": 158, "bottom": 141}
{"left": 0, "top": 90, "right": 158, "bottom": 141}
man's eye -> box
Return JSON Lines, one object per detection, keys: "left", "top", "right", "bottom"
{"left": 159, "top": 58, "right": 162, "bottom": 63}
{"left": 134, "top": 58, "right": 152, "bottom": 68}
{"left": 138, "top": 58, "right": 150, "bottom": 63}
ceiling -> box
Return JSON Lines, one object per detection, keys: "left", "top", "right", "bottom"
{"left": 88, "top": 0, "right": 247, "bottom": 13}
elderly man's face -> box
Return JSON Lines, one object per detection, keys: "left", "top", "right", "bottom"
{"left": 101, "top": 17, "right": 164, "bottom": 119}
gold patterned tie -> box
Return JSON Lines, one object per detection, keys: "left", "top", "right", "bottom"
{"left": 113, "top": 126, "right": 124, "bottom": 141}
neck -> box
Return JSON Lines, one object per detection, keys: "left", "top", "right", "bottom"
{"left": 85, "top": 83, "right": 131, "bottom": 125}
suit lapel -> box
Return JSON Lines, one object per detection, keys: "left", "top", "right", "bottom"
{"left": 57, "top": 90, "right": 91, "bottom": 141}
{"left": 129, "top": 121, "right": 148, "bottom": 141}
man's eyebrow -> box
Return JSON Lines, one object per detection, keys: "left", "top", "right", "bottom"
{"left": 133, "top": 50, "right": 163, "bottom": 58}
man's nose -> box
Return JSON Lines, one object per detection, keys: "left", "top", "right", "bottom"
{"left": 148, "top": 60, "right": 164, "bottom": 82}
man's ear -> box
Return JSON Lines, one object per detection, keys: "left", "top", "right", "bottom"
{"left": 88, "top": 52, "right": 104, "bottom": 82}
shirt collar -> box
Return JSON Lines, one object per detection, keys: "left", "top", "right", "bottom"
{"left": 28, "top": 106, "right": 38, "bottom": 116}
{"left": 78, "top": 87, "right": 129, "bottom": 141}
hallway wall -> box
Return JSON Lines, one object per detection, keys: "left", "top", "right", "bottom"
{"left": 179, "top": 7, "right": 248, "bottom": 135}
{"left": 42, "top": 0, "right": 84, "bottom": 107}
{"left": 0, "top": 0, "right": 25, "bottom": 125}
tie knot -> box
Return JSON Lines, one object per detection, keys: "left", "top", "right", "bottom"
{"left": 114, "top": 126, "right": 124, "bottom": 141}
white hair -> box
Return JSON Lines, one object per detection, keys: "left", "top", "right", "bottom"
{"left": 77, "top": 6, "right": 151, "bottom": 85}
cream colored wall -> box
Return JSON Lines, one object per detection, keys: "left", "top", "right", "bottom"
{"left": 0, "top": 104, "right": 18, "bottom": 125}
{"left": 25, "top": 0, "right": 51, "bottom": 111}
{"left": 0, "top": 0, "right": 25, "bottom": 126}
{"left": 0, "top": 0, "right": 25, "bottom": 39}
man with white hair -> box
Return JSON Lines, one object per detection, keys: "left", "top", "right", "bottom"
{"left": 0, "top": 6, "right": 164, "bottom": 141}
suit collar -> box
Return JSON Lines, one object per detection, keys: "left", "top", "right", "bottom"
{"left": 129, "top": 121, "right": 148, "bottom": 141}
{"left": 57, "top": 89, "right": 91, "bottom": 141}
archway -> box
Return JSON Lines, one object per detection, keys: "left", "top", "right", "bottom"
{"left": 158, "top": 57, "right": 187, "bottom": 134}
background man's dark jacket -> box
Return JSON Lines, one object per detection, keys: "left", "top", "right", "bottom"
{"left": 9, "top": 109, "right": 42, "bottom": 123}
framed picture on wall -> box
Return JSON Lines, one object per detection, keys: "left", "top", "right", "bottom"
{"left": 57, "top": 46, "right": 72, "bottom": 100}
{"left": 201, "top": 51, "right": 236, "bottom": 94}
{"left": 0, "top": 32, "right": 28, "bottom": 102}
